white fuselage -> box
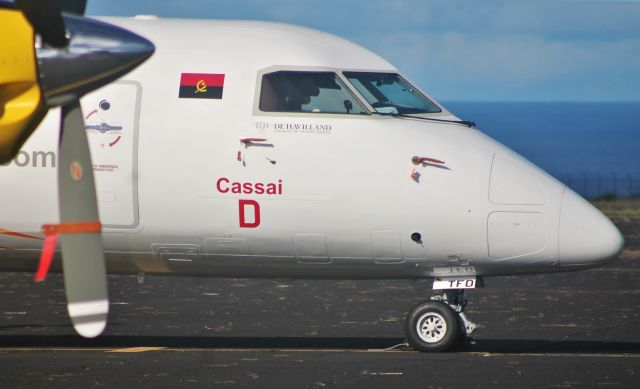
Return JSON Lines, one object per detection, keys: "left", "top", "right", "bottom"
{"left": 0, "top": 18, "right": 623, "bottom": 279}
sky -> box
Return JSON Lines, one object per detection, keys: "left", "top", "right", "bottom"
{"left": 86, "top": 0, "right": 640, "bottom": 102}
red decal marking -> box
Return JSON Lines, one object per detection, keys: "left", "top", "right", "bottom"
{"left": 109, "top": 135, "right": 122, "bottom": 147}
{"left": 85, "top": 109, "right": 98, "bottom": 120}
{"left": 410, "top": 169, "right": 421, "bottom": 182}
{"left": 240, "top": 138, "right": 267, "bottom": 144}
{"left": 239, "top": 199, "right": 261, "bottom": 228}
{"left": 412, "top": 156, "right": 445, "bottom": 165}
{"left": 0, "top": 229, "right": 43, "bottom": 240}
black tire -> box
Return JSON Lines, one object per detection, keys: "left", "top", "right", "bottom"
{"left": 405, "top": 301, "right": 460, "bottom": 352}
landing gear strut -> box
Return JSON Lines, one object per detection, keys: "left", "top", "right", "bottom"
{"left": 405, "top": 289, "right": 478, "bottom": 352}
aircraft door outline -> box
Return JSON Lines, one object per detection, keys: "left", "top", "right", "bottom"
{"left": 81, "top": 80, "right": 142, "bottom": 229}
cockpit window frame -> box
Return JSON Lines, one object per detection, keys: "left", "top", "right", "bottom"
{"left": 253, "top": 66, "right": 372, "bottom": 118}
{"left": 253, "top": 66, "right": 451, "bottom": 119}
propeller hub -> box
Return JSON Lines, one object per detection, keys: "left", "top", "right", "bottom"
{"left": 36, "top": 14, "right": 155, "bottom": 106}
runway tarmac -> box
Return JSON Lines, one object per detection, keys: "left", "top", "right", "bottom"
{"left": 0, "top": 218, "right": 638, "bottom": 388}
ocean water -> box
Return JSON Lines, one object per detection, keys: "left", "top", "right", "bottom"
{"left": 444, "top": 102, "right": 640, "bottom": 197}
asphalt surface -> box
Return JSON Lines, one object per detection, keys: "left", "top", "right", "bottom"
{"left": 0, "top": 218, "right": 638, "bottom": 388}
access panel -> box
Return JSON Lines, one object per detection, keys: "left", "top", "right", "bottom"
{"left": 81, "top": 81, "right": 141, "bottom": 228}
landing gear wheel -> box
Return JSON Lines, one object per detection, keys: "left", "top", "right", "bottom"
{"left": 405, "top": 301, "right": 460, "bottom": 352}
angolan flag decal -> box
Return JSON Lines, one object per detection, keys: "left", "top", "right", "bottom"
{"left": 179, "top": 73, "right": 225, "bottom": 99}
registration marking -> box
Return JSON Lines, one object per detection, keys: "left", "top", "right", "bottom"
{"left": 433, "top": 276, "right": 476, "bottom": 290}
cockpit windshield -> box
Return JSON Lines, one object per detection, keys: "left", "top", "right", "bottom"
{"left": 259, "top": 71, "right": 368, "bottom": 115}
{"left": 343, "top": 72, "right": 441, "bottom": 114}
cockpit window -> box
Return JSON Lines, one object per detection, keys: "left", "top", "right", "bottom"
{"left": 259, "top": 71, "right": 368, "bottom": 115}
{"left": 343, "top": 72, "right": 441, "bottom": 114}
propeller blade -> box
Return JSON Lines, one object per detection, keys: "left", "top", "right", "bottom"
{"left": 3, "top": 0, "right": 153, "bottom": 339}
{"left": 15, "top": 0, "right": 68, "bottom": 48}
{"left": 58, "top": 100, "right": 108, "bottom": 338}
{"left": 56, "top": 0, "right": 87, "bottom": 16}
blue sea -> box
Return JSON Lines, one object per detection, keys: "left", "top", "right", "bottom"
{"left": 444, "top": 102, "right": 640, "bottom": 198}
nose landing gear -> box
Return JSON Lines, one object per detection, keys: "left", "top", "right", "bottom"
{"left": 405, "top": 289, "right": 478, "bottom": 352}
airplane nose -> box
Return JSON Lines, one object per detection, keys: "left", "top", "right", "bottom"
{"left": 558, "top": 187, "right": 624, "bottom": 267}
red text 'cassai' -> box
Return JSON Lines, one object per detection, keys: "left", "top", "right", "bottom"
{"left": 217, "top": 177, "right": 283, "bottom": 195}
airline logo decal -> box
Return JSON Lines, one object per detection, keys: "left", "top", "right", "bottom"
{"left": 84, "top": 99, "right": 124, "bottom": 150}
{"left": 179, "top": 73, "right": 225, "bottom": 99}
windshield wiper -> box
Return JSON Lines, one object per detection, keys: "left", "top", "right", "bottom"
{"left": 372, "top": 111, "right": 476, "bottom": 128}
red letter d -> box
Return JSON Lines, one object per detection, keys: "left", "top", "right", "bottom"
{"left": 239, "top": 199, "right": 261, "bottom": 228}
